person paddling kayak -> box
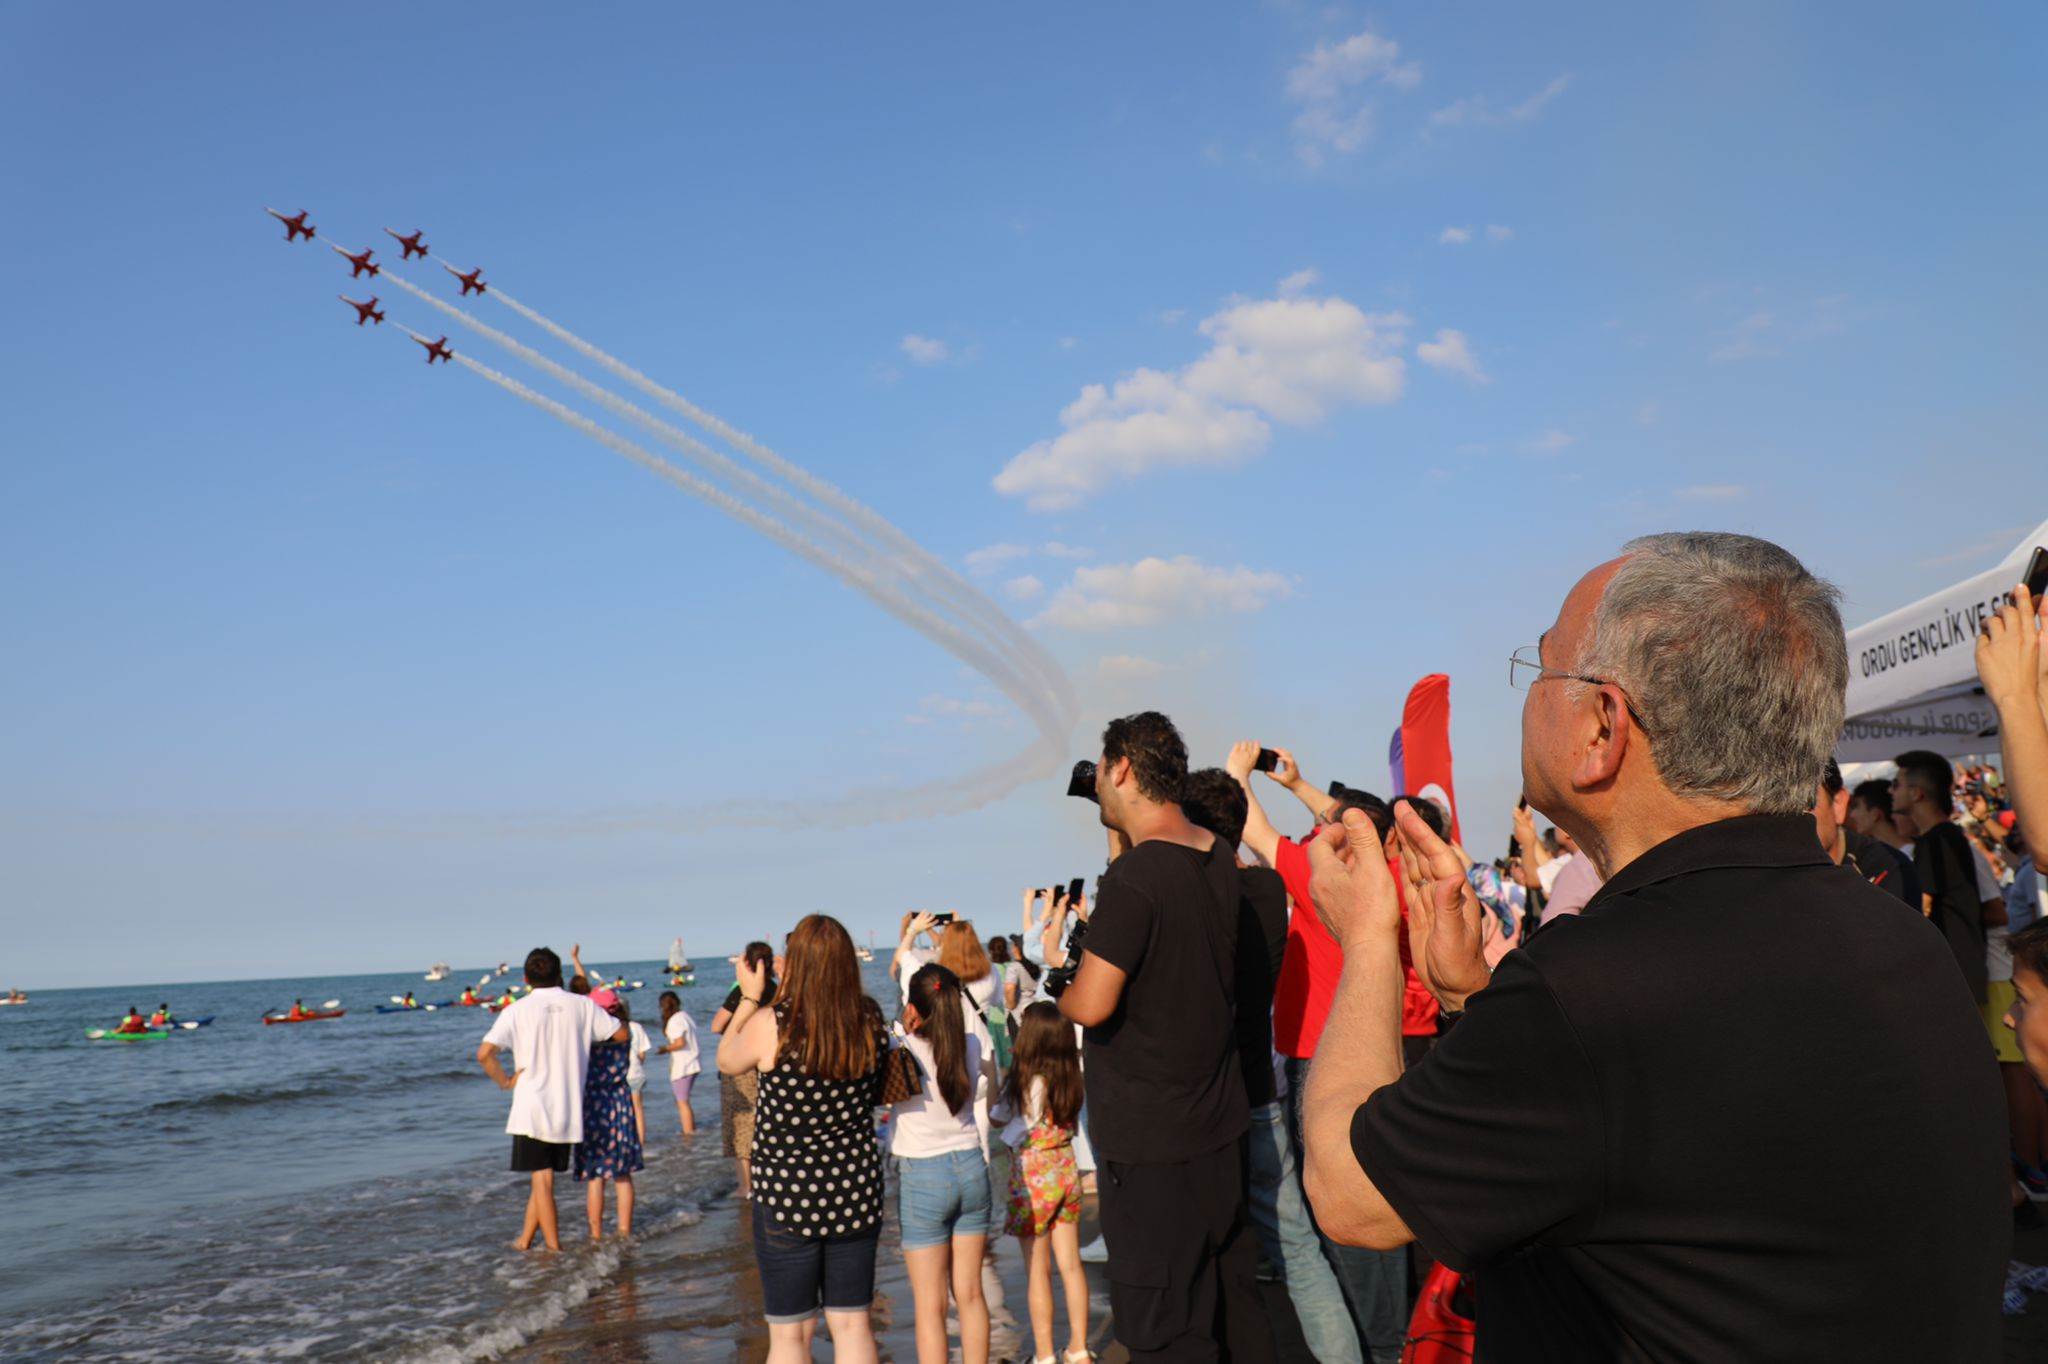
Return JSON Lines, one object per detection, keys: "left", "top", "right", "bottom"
{"left": 114, "top": 1007, "right": 151, "bottom": 1035}
{"left": 147, "top": 1003, "right": 174, "bottom": 1028}
{"left": 461, "top": 986, "right": 480, "bottom": 1005}
{"left": 287, "top": 998, "right": 310, "bottom": 1021}
{"left": 402, "top": 991, "right": 418, "bottom": 1009}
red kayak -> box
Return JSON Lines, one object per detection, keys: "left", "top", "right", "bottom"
{"left": 262, "top": 1009, "right": 346, "bottom": 1025}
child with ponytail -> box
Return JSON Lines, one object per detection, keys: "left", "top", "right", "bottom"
{"left": 890, "top": 963, "right": 998, "bottom": 1364}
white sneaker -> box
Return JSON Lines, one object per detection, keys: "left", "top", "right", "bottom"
{"left": 1077, "top": 1235, "right": 1109, "bottom": 1263}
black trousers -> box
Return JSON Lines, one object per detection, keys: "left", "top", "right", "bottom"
{"left": 1098, "top": 1138, "right": 1276, "bottom": 1363}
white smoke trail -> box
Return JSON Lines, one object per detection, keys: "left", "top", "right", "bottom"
{"left": 441, "top": 262, "right": 1073, "bottom": 724}
{"left": 431, "top": 342, "right": 1073, "bottom": 774}
{"left": 374, "top": 268, "right": 1061, "bottom": 714}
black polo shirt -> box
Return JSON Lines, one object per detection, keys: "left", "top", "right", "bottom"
{"left": 1351, "top": 813, "right": 2006, "bottom": 1362}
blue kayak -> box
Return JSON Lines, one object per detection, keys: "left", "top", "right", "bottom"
{"left": 373, "top": 1002, "right": 455, "bottom": 1013}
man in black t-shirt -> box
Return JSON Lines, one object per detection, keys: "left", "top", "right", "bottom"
{"left": 1814, "top": 758, "right": 1918, "bottom": 908}
{"left": 1298, "top": 535, "right": 2005, "bottom": 1361}
{"left": 1896, "top": 748, "right": 2004, "bottom": 1003}
{"left": 1058, "top": 713, "right": 1273, "bottom": 1363}
{"left": 1185, "top": 760, "right": 1363, "bottom": 1363}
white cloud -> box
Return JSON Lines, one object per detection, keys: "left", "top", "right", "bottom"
{"left": 1676, "top": 484, "right": 1746, "bottom": 502}
{"left": 1486, "top": 224, "right": 1514, "bottom": 242}
{"left": 1002, "top": 574, "right": 1045, "bottom": 603}
{"left": 1097, "top": 653, "right": 1168, "bottom": 681}
{"left": 1438, "top": 225, "right": 1474, "bottom": 246}
{"left": 1417, "top": 328, "right": 1488, "bottom": 383}
{"left": 964, "top": 543, "right": 1029, "bottom": 576}
{"left": 1431, "top": 74, "right": 1573, "bottom": 129}
{"left": 1636, "top": 400, "right": 1661, "bottom": 427}
{"left": 1156, "top": 308, "right": 1188, "bottom": 326}
{"left": 1057, "top": 336, "right": 1079, "bottom": 350}
{"left": 1034, "top": 556, "right": 1293, "bottom": 632}
{"left": 1286, "top": 30, "right": 1422, "bottom": 167}
{"left": 1041, "top": 541, "right": 1092, "bottom": 559}
{"left": 900, "top": 333, "right": 950, "bottom": 365}
{"left": 1709, "top": 295, "right": 1854, "bottom": 362}
{"left": 1278, "top": 267, "right": 1321, "bottom": 296}
{"left": 995, "top": 291, "right": 1410, "bottom": 509}
{"left": 1524, "top": 428, "right": 1576, "bottom": 454}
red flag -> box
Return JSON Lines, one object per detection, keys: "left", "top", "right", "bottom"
{"left": 1397, "top": 674, "right": 1460, "bottom": 844}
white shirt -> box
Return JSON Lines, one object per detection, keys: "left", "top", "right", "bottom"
{"left": 896, "top": 945, "right": 933, "bottom": 1006}
{"left": 999, "top": 1074, "right": 1046, "bottom": 1149}
{"left": 481, "top": 987, "right": 621, "bottom": 1144}
{"left": 887, "top": 1002, "right": 993, "bottom": 1159}
{"left": 664, "top": 1010, "right": 701, "bottom": 1080}
{"left": 962, "top": 971, "right": 997, "bottom": 1013}
{"left": 1537, "top": 852, "right": 1573, "bottom": 896}
{"left": 626, "top": 1021, "right": 652, "bottom": 1087}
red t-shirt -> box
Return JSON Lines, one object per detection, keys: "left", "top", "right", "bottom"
{"left": 1271, "top": 835, "right": 1440, "bottom": 1057}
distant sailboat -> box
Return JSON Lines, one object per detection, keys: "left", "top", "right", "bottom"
{"left": 424, "top": 962, "right": 451, "bottom": 981}
{"left": 855, "top": 932, "right": 875, "bottom": 963}
{"left": 667, "top": 937, "right": 695, "bottom": 986}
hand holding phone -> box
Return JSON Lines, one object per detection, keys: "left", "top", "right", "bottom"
{"left": 1254, "top": 747, "right": 1281, "bottom": 773}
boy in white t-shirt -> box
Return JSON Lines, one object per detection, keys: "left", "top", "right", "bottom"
{"left": 477, "top": 947, "right": 628, "bottom": 1252}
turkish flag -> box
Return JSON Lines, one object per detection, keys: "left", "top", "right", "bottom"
{"left": 1393, "top": 674, "right": 1461, "bottom": 844}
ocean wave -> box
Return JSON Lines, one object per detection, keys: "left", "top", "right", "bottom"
{"left": 144, "top": 1067, "right": 477, "bottom": 1115}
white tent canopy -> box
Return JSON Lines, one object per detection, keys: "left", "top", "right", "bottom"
{"left": 1836, "top": 517, "right": 2048, "bottom": 762}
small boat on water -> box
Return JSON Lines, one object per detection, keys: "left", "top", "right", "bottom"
{"left": 424, "top": 962, "right": 451, "bottom": 981}
{"left": 666, "top": 937, "right": 696, "bottom": 986}
{"left": 855, "top": 932, "right": 875, "bottom": 963}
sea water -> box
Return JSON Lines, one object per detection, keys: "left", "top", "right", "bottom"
{"left": 0, "top": 958, "right": 870, "bottom": 1362}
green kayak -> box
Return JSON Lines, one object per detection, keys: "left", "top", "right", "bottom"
{"left": 90, "top": 1028, "right": 169, "bottom": 1041}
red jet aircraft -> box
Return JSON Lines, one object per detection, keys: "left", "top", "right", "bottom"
{"left": 339, "top": 295, "right": 385, "bottom": 326}
{"left": 266, "top": 208, "right": 315, "bottom": 242}
{"left": 443, "top": 264, "right": 487, "bottom": 297}
{"left": 413, "top": 334, "right": 453, "bottom": 365}
{"left": 383, "top": 227, "right": 429, "bottom": 260}
{"left": 331, "top": 244, "right": 380, "bottom": 279}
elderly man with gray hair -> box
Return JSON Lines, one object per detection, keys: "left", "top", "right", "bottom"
{"left": 1299, "top": 534, "right": 2006, "bottom": 1360}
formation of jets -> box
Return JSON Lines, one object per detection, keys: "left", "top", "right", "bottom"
{"left": 383, "top": 227, "right": 429, "bottom": 260}
{"left": 269, "top": 208, "right": 487, "bottom": 368}
{"left": 339, "top": 295, "right": 385, "bottom": 326}
{"left": 266, "top": 208, "right": 315, "bottom": 242}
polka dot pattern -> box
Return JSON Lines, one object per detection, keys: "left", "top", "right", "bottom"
{"left": 750, "top": 1010, "right": 888, "bottom": 1238}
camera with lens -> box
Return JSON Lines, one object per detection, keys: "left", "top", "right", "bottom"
{"left": 1042, "top": 914, "right": 1092, "bottom": 1000}
{"left": 1067, "top": 759, "right": 1098, "bottom": 804}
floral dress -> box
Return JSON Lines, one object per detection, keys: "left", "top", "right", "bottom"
{"left": 1004, "top": 1078, "right": 1080, "bottom": 1237}
{"left": 574, "top": 1042, "right": 644, "bottom": 1181}
{"left": 749, "top": 1008, "right": 888, "bottom": 1237}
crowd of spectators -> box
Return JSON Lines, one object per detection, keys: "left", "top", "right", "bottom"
{"left": 483, "top": 550, "right": 2048, "bottom": 1361}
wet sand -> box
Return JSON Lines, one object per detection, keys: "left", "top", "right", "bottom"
{"left": 510, "top": 1175, "right": 1317, "bottom": 1363}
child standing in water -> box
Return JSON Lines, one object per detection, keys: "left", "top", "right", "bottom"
{"left": 656, "top": 990, "right": 700, "bottom": 1136}
{"left": 998, "top": 1002, "right": 1091, "bottom": 1364}
{"left": 575, "top": 989, "right": 645, "bottom": 1240}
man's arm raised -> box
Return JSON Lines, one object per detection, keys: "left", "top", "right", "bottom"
{"left": 1299, "top": 810, "right": 1417, "bottom": 1250}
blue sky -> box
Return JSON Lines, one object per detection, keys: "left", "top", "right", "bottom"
{"left": 3, "top": 3, "right": 2043, "bottom": 987}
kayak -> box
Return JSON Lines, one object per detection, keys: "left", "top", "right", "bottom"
{"left": 90, "top": 1028, "right": 168, "bottom": 1041}
{"left": 262, "top": 1010, "right": 345, "bottom": 1025}
{"left": 373, "top": 1001, "right": 455, "bottom": 1013}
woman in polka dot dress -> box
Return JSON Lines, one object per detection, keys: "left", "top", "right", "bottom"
{"left": 719, "top": 914, "right": 889, "bottom": 1360}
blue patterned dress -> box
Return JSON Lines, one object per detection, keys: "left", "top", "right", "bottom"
{"left": 574, "top": 1042, "right": 644, "bottom": 1181}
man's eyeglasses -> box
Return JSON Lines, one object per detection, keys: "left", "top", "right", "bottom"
{"left": 1508, "top": 645, "right": 1655, "bottom": 739}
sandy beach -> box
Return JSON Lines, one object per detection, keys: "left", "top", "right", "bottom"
{"left": 509, "top": 1177, "right": 1321, "bottom": 1364}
